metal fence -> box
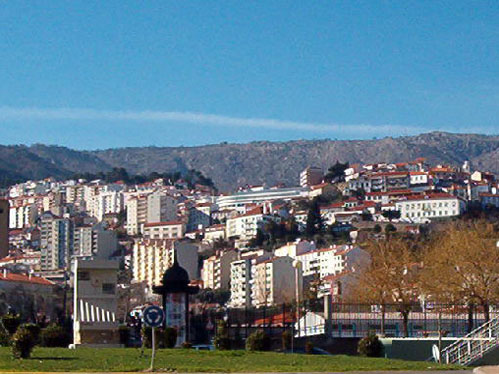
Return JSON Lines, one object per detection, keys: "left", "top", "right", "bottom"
{"left": 328, "top": 303, "right": 498, "bottom": 338}
{"left": 190, "top": 302, "right": 499, "bottom": 344}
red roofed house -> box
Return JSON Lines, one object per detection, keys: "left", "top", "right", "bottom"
{"left": 0, "top": 270, "right": 60, "bottom": 321}
{"left": 394, "top": 193, "right": 465, "bottom": 222}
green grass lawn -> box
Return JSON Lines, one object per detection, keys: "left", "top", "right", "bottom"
{"left": 0, "top": 347, "right": 461, "bottom": 372}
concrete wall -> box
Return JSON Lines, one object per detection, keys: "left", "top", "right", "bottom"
{"left": 381, "top": 337, "right": 459, "bottom": 361}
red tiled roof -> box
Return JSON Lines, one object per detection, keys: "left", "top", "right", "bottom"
{"left": 0, "top": 273, "right": 53, "bottom": 286}
{"left": 399, "top": 193, "right": 457, "bottom": 201}
{"left": 238, "top": 207, "right": 264, "bottom": 218}
{"left": 429, "top": 167, "right": 454, "bottom": 173}
{"left": 310, "top": 182, "right": 330, "bottom": 190}
{"left": 369, "top": 171, "right": 409, "bottom": 178}
{"left": 0, "top": 255, "right": 39, "bottom": 263}
{"left": 254, "top": 313, "right": 296, "bottom": 325}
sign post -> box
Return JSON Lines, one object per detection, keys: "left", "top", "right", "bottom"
{"left": 143, "top": 305, "right": 165, "bottom": 372}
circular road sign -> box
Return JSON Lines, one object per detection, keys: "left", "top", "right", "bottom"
{"left": 143, "top": 305, "right": 165, "bottom": 328}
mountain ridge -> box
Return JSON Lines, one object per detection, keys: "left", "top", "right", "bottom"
{"left": 2, "top": 132, "right": 499, "bottom": 191}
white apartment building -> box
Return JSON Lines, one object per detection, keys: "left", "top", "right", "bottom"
{"left": 147, "top": 191, "right": 177, "bottom": 224}
{"left": 83, "top": 185, "right": 99, "bottom": 216}
{"left": 126, "top": 194, "right": 149, "bottom": 235}
{"left": 40, "top": 213, "right": 73, "bottom": 271}
{"left": 295, "top": 245, "right": 369, "bottom": 279}
{"left": 226, "top": 207, "right": 280, "bottom": 240}
{"left": 143, "top": 221, "right": 186, "bottom": 240}
{"left": 201, "top": 250, "right": 239, "bottom": 291}
{"left": 65, "top": 185, "right": 84, "bottom": 205}
{"left": 9, "top": 203, "right": 38, "bottom": 229}
{"left": 228, "top": 258, "right": 253, "bottom": 308}
{"left": 409, "top": 172, "right": 429, "bottom": 186}
{"left": 251, "top": 256, "right": 302, "bottom": 308}
{"left": 203, "top": 224, "right": 226, "bottom": 244}
{"left": 202, "top": 255, "right": 216, "bottom": 290}
{"left": 347, "top": 172, "right": 411, "bottom": 194}
{"left": 91, "top": 191, "right": 124, "bottom": 222}
{"left": 395, "top": 193, "right": 465, "bottom": 223}
{"left": 132, "top": 239, "right": 199, "bottom": 287}
{"left": 73, "top": 224, "right": 118, "bottom": 259}
{"left": 274, "top": 239, "right": 316, "bottom": 258}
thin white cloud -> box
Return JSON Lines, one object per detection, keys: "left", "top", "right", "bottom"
{"left": 0, "top": 106, "right": 455, "bottom": 135}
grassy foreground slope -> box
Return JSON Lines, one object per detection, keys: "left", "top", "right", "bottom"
{"left": 0, "top": 347, "right": 459, "bottom": 372}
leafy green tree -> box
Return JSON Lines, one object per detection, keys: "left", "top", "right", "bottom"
{"left": 249, "top": 228, "right": 266, "bottom": 247}
{"left": 324, "top": 161, "right": 349, "bottom": 183}
{"left": 305, "top": 199, "right": 323, "bottom": 237}
{"left": 1, "top": 313, "right": 20, "bottom": 335}
{"left": 246, "top": 329, "right": 271, "bottom": 351}
{"left": 358, "top": 332, "right": 384, "bottom": 357}
{"left": 213, "top": 290, "right": 231, "bottom": 306}
{"left": 384, "top": 223, "right": 397, "bottom": 235}
{"left": 382, "top": 210, "right": 401, "bottom": 222}
{"left": 213, "top": 320, "right": 231, "bottom": 350}
{"left": 12, "top": 325, "right": 37, "bottom": 359}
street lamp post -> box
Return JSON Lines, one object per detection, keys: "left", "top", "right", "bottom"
{"left": 293, "top": 260, "right": 302, "bottom": 342}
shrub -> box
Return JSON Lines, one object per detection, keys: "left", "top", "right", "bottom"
{"left": 1, "top": 314, "right": 21, "bottom": 335}
{"left": 118, "top": 325, "right": 129, "bottom": 346}
{"left": 281, "top": 330, "right": 291, "bottom": 351}
{"left": 0, "top": 327, "right": 10, "bottom": 346}
{"left": 245, "top": 329, "right": 270, "bottom": 351}
{"left": 163, "top": 327, "right": 177, "bottom": 348}
{"left": 22, "top": 323, "right": 41, "bottom": 345}
{"left": 141, "top": 326, "right": 171, "bottom": 348}
{"left": 213, "top": 320, "right": 231, "bottom": 350}
{"left": 12, "top": 326, "right": 37, "bottom": 359}
{"left": 305, "top": 340, "right": 314, "bottom": 354}
{"left": 357, "top": 332, "right": 384, "bottom": 357}
{"left": 40, "top": 324, "right": 71, "bottom": 347}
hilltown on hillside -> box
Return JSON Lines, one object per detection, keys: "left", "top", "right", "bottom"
{"left": 1, "top": 158, "right": 499, "bottom": 355}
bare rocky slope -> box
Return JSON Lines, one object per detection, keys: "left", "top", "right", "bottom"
{"left": 2, "top": 132, "right": 499, "bottom": 191}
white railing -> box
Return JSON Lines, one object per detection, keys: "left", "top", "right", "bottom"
{"left": 78, "top": 299, "right": 116, "bottom": 323}
{"left": 441, "top": 316, "right": 499, "bottom": 365}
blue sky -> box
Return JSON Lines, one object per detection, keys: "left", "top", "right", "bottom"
{"left": 0, "top": 1, "right": 498, "bottom": 149}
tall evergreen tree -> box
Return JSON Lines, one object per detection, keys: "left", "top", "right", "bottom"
{"left": 305, "top": 199, "right": 323, "bottom": 237}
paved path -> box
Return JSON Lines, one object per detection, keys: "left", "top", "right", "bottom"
{"left": 474, "top": 366, "right": 499, "bottom": 374}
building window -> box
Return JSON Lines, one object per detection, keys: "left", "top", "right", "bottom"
{"left": 77, "top": 271, "right": 90, "bottom": 281}
{"left": 102, "top": 283, "right": 116, "bottom": 295}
